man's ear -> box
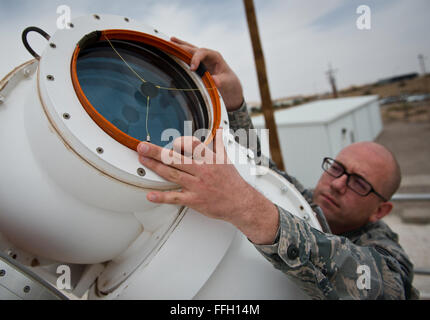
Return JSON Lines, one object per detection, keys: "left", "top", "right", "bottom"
{"left": 369, "top": 201, "right": 393, "bottom": 222}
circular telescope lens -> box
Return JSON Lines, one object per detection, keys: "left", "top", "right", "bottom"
{"left": 75, "top": 39, "right": 209, "bottom": 147}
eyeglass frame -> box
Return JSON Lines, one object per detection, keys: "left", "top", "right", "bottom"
{"left": 321, "top": 157, "right": 388, "bottom": 202}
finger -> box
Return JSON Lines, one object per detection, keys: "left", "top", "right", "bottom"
{"left": 213, "top": 128, "right": 230, "bottom": 164}
{"left": 137, "top": 142, "right": 196, "bottom": 174}
{"left": 190, "top": 48, "right": 216, "bottom": 72}
{"left": 170, "top": 37, "right": 198, "bottom": 55}
{"left": 173, "top": 136, "right": 214, "bottom": 163}
{"left": 139, "top": 155, "right": 197, "bottom": 186}
{"left": 213, "top": 127, "right": 225, "bottom": 154}
{"left": 173, "top": 136, "right": 203, "bottom": 155}
{"left": 170, "top": 37, "right": 198, "bottom": 49}
{"left": 147, "top": 190, "right": 190, "bottom": 206}
{"left": 211, "top": 74, "right": 221, "bottom": 89}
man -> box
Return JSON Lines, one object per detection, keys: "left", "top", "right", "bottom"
{"left": 136, "top": 38, "right": 419, "bottom": 299}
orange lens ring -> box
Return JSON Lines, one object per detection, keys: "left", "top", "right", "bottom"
{"left": 70, "top": 29, "right": 221, "bottom": 151}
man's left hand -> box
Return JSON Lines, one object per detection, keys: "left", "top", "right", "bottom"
{"left": 136, "top": 131, "right": 280, "bottom": 245}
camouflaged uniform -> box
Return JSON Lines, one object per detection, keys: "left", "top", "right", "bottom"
{"left": 228, "top": 102, "right": 419, "bottom": 300}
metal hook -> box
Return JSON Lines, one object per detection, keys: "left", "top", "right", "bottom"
{"left": 22, "top": 27, "right": 51, "bottom": 60}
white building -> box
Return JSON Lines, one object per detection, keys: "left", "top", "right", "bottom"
{"left": 251, "top": 95, "right": 383, "bottom": 189}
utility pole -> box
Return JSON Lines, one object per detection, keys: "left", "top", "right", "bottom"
{"left": 418, "top": 54, "right": 427, "bottom": 75}
{"left": 326, "top": 63, "right": 338, "bottom": 98}
{"left": 243, "top": 0, "right": 285, "bottom": 171}
{"left": 418, "top": 55, "right": 430, "bottom": 122}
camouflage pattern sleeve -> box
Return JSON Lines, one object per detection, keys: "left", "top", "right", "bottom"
{"left": 228, "top": 102, "right": 418, "bottom": 299}
{"left": 227, "top": 100, "right": 254, "bottom": 132}
{"left": 254, "top": 205, "right": 418, "bottom": 300}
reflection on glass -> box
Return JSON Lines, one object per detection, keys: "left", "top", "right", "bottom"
{"left": 76, "top": 40, "right": 208, "bottom": 147}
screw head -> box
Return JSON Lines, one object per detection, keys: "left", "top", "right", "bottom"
{"left": 96, "top": 147, "right": 104, "bottom": 154}
{"left": 23, "top": 286, "right": 31, "bottom": 293}
{"left": 49, "top": 43, "right": 56, "bottom": 49}
{"left": 63, "top": 113, "right": 71, "bottom": 120}
{"left": 47, "top": 75, "right": 54, "bottom": 81}
{"left": 0, "top": 270, "right": 5, "bottom": 277}
{"left": 23, "top": 68, "right": 31, "bottom": 77}
{"left": 137, "top": 168, "right": 146, "bottom": 176}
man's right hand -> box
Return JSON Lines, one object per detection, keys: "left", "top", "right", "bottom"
{"left": 171, "top": 37, "right": 244, "bottom": 112}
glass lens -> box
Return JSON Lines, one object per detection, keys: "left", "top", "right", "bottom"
{"left": 349, "top": 175, "right": 371, "bottom": 195}
{"left": 76, "top": 40, "right": 209, "bottom": 147}
{"left": 325, "top": 159, "right": 343, "bottom": 177}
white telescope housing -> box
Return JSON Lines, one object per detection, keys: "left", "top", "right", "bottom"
{"left": 0, "top": 14, "right": 321, "bottom": 299}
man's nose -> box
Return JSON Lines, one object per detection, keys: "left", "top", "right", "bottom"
{"left": 330, "top": 173, "right": 348, "bottom": 194}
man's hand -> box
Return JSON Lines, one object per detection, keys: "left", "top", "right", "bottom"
{"left": 171, "top": 37, "right": 244, "bottom": 111}
{"left": 137, "top": 132, "right": 279, "bottom": 245}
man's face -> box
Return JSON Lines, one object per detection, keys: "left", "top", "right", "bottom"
{"left": 313, "top": 144, "right": 390, "bottom": 235}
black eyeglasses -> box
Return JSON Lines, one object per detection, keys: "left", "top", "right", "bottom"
{"left": 322, "top": 157, "right": 388, "bottom": 202}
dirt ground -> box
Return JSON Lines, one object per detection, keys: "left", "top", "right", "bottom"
{"left": 340, "top": 74, "right": 430, "bottom": 99}
{"left": 375, "top": 107, "right": 430, "bottom": 299}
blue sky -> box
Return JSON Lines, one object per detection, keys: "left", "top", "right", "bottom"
{"left": 1, "top": 0, "right": 429, "bottom": 102}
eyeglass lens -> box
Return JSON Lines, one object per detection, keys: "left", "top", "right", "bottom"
{"left": 324, "top": 158, "right": 371, "bottom": 195}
